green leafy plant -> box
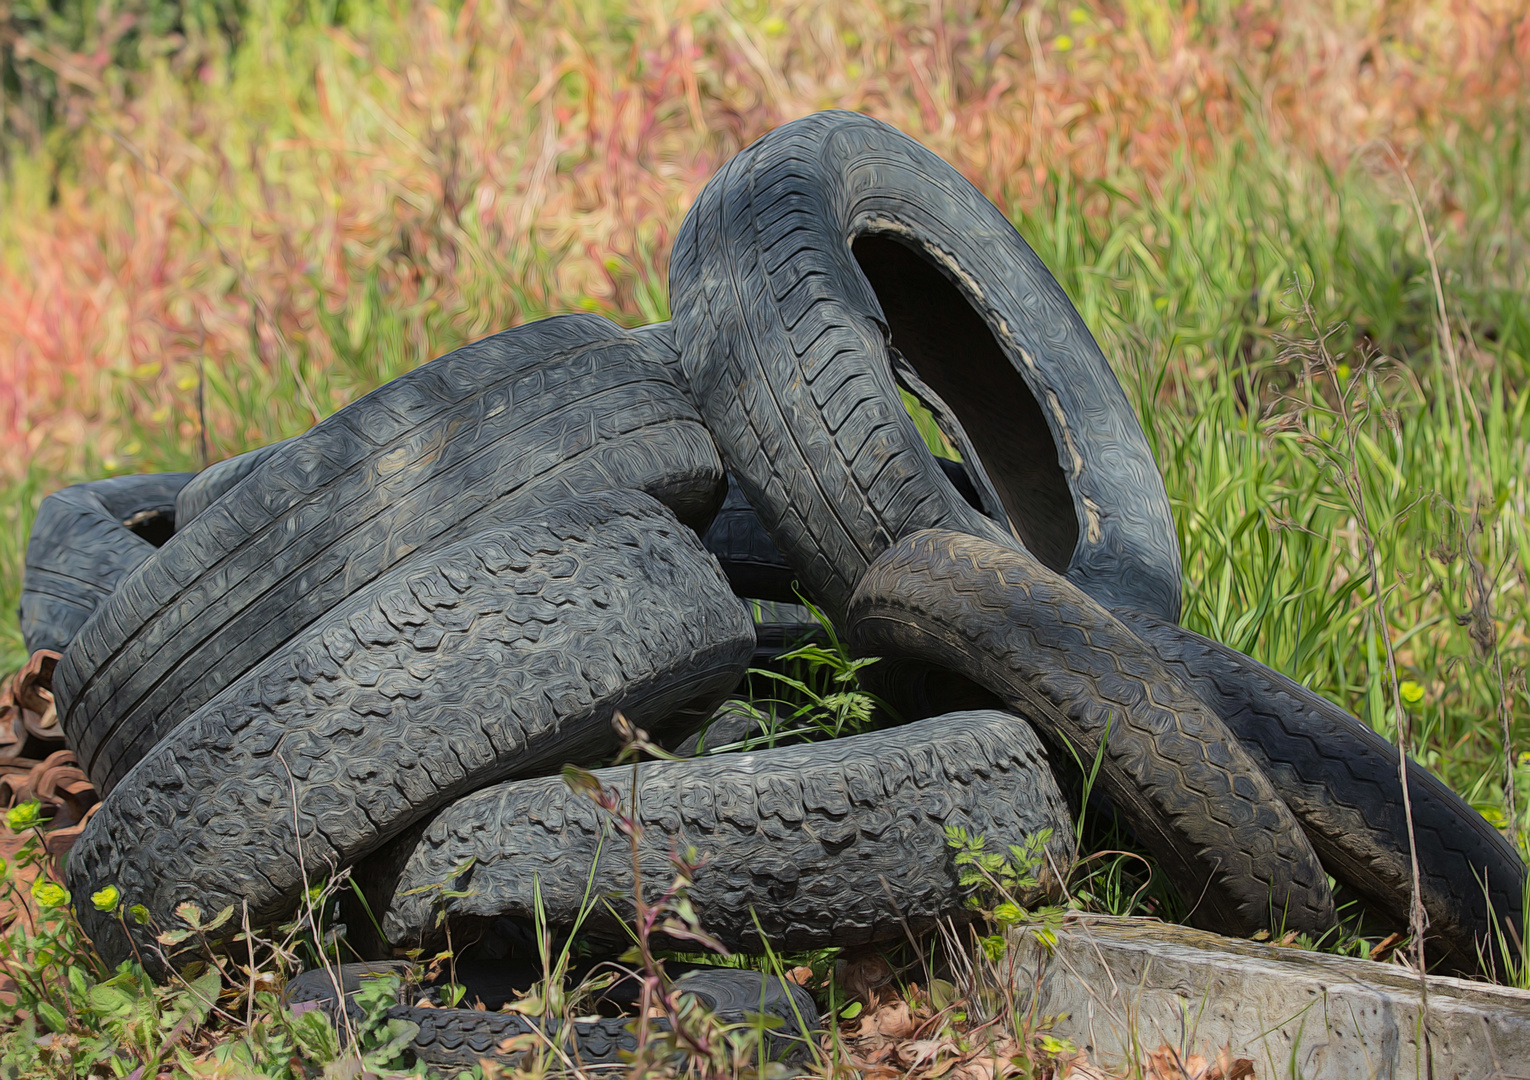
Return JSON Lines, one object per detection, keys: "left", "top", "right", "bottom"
{"left": 694, "top": 594, "right": 892, "bottom": 755}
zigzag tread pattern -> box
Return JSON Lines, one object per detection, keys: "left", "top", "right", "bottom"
{"left": 64, "top": 490, "right": 754, "bottom": 973}
{"left": 846, "top": 529, "right": 1335, "bottom": 938}
{"left": 365, "top": 709, "right": 1074, "bottom": 955}
{"left": 1122, "top": 611, "right": 1525, "bottom": 973}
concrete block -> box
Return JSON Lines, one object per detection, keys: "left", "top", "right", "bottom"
{"left": 1006, "top": 915, "right": 1530, "bottom": 1079}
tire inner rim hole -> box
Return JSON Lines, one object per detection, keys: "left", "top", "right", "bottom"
{"left": 851, "top": 233, "right": 1080, "bottom": 574}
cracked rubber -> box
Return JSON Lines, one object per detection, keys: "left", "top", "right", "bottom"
{"left": 54, "top": 314, "right": 726, "bottom": 794}
{"left": 846, "top": 530, "right": 1335, "bottom": 939}
{"left": 65, "top": 490, "right": 754, "bottom": 973}
{"left": 669, "top": 109, "right": 1180, "bottom": 629}
{"left": 1120, "top": 610, "right": 1527, "bottom": 978}
{"left": 358, "top": 709, "right": 1074, "bottom": 955}
{"left": 19, "top": 473, "right": 192, "bottom": 655}
{"left": 286, "top": 963, "right": 819, "bottom": 1069}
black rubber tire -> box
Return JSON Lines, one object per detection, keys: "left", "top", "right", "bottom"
{"left": 357, "top": 709, "right": 1074, "bottom": 955}
{"left": 846, "top": 530, "right": 1336, "bottom": 939}
{"left": 174, "top": 437, "right": 298, "bottom": 527}
{"left": 700, "top": 473, "right": 804, "bottom": 603}
{"left": 19, "top": 473, "right": 192, "bottom": 655}
{"left": 1118, "top": 610, "right": 1527, "bottom": 977}
{"left": 701, "top": 461, "right": 981, "bottom": 606}
{"left": 54, "top": 314, "right": 725, "bottom": 794}
{"left": 669, "top": 109, "right": 1181, "bottom": 629}
{"left": 286, "top": 963, "right": 819, "bottom": 1069}
{"left": 65, "top": 490, "right": 754, "bottom": 972}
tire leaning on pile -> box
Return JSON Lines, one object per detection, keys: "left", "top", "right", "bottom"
{"left": 847, "top": 529, "right": 1337, "bottom": 939}
{"left": 1119, "top": 610, "right": 1528, "bottom": 978}
{"left": 668, "top": 109, "right": 1183, "bottom": 629}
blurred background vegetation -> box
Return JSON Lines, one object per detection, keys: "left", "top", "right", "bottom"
{"left": 1, "top": 0, "right": 1528, "bottom": 841}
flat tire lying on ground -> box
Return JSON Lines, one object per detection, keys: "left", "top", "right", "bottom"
{"left": 65, "top": 490, "right": 754, "bottom": 972}
{"left": 357, "top": 709, "right": 1074, "bottom": 955}
{"left": 1120, "top": 610, "right": 1528, "bottom": 978}
{"left": 20, "top": 473, "right": 193, "bottom": 655}
{"left": 847, "top": 530, "right": 1336, "bottom": 939}
{"left": 55, "top": 315, "right": 725, "bottom": 794}
{"left": 670, "top": 109, "right": 1181, "bottom": 628}
{"left": 285, "top": 963, "right": 820, "bottom": 1069}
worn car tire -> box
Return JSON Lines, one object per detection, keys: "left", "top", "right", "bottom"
{"left": 670, "top": 109, "right": 1180, "bottom": 628}
{"left": 174, "top": 437, "right": 298, "bottom": 527}
{"left": 286, "top": 963, "right": 819, "bottom": 1069}
{"left": 847, "top": 530, "right": 1336, "bottom": 938}
{"left": 20, "top": 473, "right": 193, "bottom": 655}
{"left": 65, "top": 490, "right": 754, "bottom": 972}
{"left": 1119, "top": 611, "right": 1526, "bottom": 977}
{"left": 701, "top": 461, "right": 981, "bottom": 606}
{"left": 55, "top": 315, "right": 725, "bottom": 794}
{"left": 358, "top": 709, "right": 1074, "bottom": 955}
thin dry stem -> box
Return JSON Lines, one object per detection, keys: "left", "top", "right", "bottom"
{"left": 1293, "top": 283, "right": 1434, "bottom": 1077}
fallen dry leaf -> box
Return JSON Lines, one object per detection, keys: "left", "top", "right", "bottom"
{"left": 1213, "top": 1045, "right": 1256, "bottom": 1080}
{"left": 1146, "top": 1044, "right": 1208, "bottom": 1079}
{"left": 840, "top": 948, "right": 894, "bottom": 1006}
{"left": 785, "top": 965, "right": 815, "bottom": 987}
{"left": 874, "top": 1000, "right": 917, "bottom": 1039}
{"left": 897, "top": 1037, "right": 957, "bottom": 1068}
{"left": 1142, "top": 1042, "right": 1256, "bottom": 1080}
{"left": 1056, "top": 1049, "right": 1114, "bottom": 1079}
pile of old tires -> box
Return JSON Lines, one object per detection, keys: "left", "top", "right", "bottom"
{"left": 18, "top": 111, "right": 1526, "bottom": 1065}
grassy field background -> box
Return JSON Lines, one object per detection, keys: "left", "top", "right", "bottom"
{"left": 2, "top": 0, "right": 1529, "bottom": 841}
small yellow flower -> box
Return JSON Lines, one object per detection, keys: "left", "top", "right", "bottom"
{"left": 7, "top": 802, "right": 41, "bottom": 832}
{"left": 1053, "top": 34, "right": 1074, "bottom": 51}
{"left": 1399, "top": 681, "right": 1425, "bottom": 706}
{"left": 91, "top": 885, "right": 121, "bottom": 913}
{"left": 32, "top": 881, "right": 68, "bottom": 908}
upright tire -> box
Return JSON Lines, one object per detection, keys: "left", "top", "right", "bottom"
{"left": 20, "top": 474, "right": 192, "bottom": 654}
{"left": 670, "top": 109, "right": 1180, "bottom": 628}
{"left": 66, "top": 491, "right": 754, "bottom": 972}
{"left": 358, "top": 710, "right": 1074, "bottom": 955}
{"left": 1121, "top": 611, "right": 1527, "bottom": 978}
{"left": 847, "top": 530, "right": 1335, "bottom": 939}
{"left": 55, "top": 315, "right": 725, "bottom": 794}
